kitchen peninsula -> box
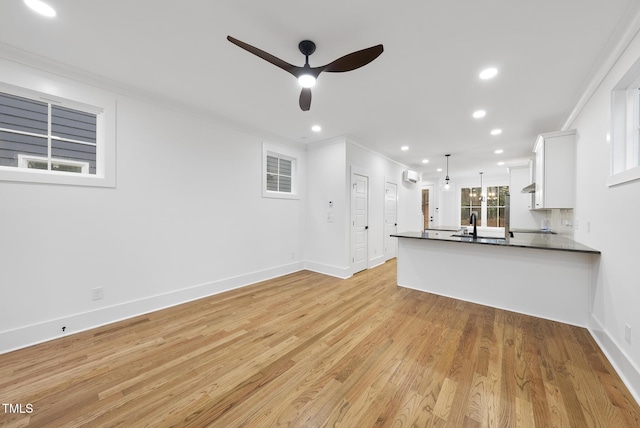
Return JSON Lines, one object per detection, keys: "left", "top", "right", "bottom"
{"left": 391, "top": 230, "right": 600, "bottom": 327}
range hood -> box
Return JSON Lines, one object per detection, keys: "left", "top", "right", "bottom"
{"left": 521, "top": 183, "right": 536, "bottom": 193}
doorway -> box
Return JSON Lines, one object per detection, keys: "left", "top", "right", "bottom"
{"left": 422, "top": 185, "right": 434, "bottom": 230}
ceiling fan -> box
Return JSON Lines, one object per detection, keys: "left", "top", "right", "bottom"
{"left": 227, "top": 36, "right": 384, "bottom": 111}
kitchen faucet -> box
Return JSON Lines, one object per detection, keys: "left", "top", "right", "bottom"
{"left": 470, "top": 212, "right": 478, "bottom": 239}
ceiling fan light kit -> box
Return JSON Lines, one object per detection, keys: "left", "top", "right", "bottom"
{"left": 227, "top": 36, "right": 383, "bottom": 111}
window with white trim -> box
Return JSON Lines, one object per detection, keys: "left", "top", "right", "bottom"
{"left": 266, "top": 154, "right": 293, "bottom": 193}
{"left": 262, "top": 141, "right": 299, "bottom": 199}
{"left": 0, "top": 90, "right": 97, "bottom": 174}
{"left": 459, "top": 184, "right": 509, "bottom": 228}
{"left": 0, "top": 76, "right": 114, "bottom": 188}
{"left": 609, "top": 59, "right": 640, "bottom": 186}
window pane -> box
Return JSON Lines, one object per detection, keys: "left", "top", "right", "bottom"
{"left": 472, "top": 206, "right": 482, "bottom": 226}
{"left": 461, "top": 188, "right": 470, "bottom": 205}
{"left": 279, "top": 175, "right": 292, "bottom": 192}
{"left": 461, "top": 208, "right": 470, "bottom": 223}
{"left": 52, "top": 105, "right": 97, "bottom": 143}
{"left": 279, "top": 158, "right": 292, "bottom": 177}
{"left": 27, "top": 160, "right": 48, "bottom": 170}
{"left": 0, "top": 131, "right": 47, "bottom": 168}
{"left": 0, "top": 92, "right": 48, "bottom": 135}
{"left": 266, "top": 155, "right": 278, "bottom": 174}
{"left": 266, "top": 174, "right": 277, "bottom": 191}
{"left": 499, "top": 186, "right": 509, "bottom": 205}
{"left": 52, "top": 140, "right": 96, "bottom": 174}
{"left": 487, "top": 207, "right": 497, "bottom": 227}
{"left": 498, "top": 207, "right": 505, "bottom": 227}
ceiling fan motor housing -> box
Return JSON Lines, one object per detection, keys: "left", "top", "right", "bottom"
{"left": 298, "top": 40, "right": 316, "bottom": 57}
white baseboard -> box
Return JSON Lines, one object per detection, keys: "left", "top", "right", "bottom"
{"left": 368, "top": 255, "right": 386, "bottom": 269}
{"left": 0, "top": 261, "right": 305, "bottom": 355}
{"left": 303, "top": 261, "right": 352, "bottom": 279}
{"left": 588, "top": 315, "right": 640, "bottom": 405}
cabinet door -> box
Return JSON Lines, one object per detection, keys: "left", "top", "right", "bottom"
{"left": 534, "top": 142, "right": 544, "bottom": 209}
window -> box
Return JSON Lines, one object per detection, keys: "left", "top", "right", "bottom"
{"left": 266, "top": 154, "right": 292, "bottom": 193}
{"left": 1, "top": 91, "right": 97, "bottom": 175}
{"left": 460, "top": 187, "right": 482, "bottom": 226}
{"left": 609, "top": 58, "right": 640, "bottom": 186}
{"left": 262, "top": 141, "right": 300, "bottom": 199}
{"left": 486, "top": 185, "right": 509, "bottom": 227}
{"left": 0, "top": 76, "right": 115, "bottom": 188}
{"left": 459, "top": 184, "right": 509, "bottom": 228}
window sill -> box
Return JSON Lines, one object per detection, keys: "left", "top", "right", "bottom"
{"left": 0, "top": 167, "right": 115, "bottom": 188}
{"left": 607, "top": 165, "right": 640, "bottom": 187}
{"left": 262, "top": 190, "right": 299, "bottom": 200}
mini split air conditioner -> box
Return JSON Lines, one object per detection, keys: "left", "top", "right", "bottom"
{"left": 403, "top": 169, "right": 419, "bottom": 183}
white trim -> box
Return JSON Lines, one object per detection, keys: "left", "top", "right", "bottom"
{"left": 18, "top": 154, "right": 90, "bottom": 174}
{"left": 262, "top": 141, "right": 300, "bottom": 200}
{"left": 303, "top": 261, "right": 352, "bottom": 279}
{"left": 588, "top": 315, "right": 640, "bottom": 405}
{"left": 0, "top": 261, "right": 305, "bottom": 355}
{"left": 606, "top": 164, "right": 640, "bottom": 186}
{"left": 0, "top": 64, "right": 116, "bottom": 188}
{"left": 561, "top": 3, "right": 640, "bottom": 130}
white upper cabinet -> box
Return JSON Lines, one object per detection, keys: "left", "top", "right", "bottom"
{"left": 533, "top": 130, "right": 576, "bottom": 209}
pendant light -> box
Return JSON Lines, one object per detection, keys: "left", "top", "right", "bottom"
{"left": 444, "top": 154, "right": 451, "bottom": 190}
{"left": 479, "top": 172, "right": 485, "bottom": 202}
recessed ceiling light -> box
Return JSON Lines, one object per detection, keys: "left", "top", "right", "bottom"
{"left": 311, "top": 125, "right": 321, "bottom": 132}
{"left": 472, "top": 110, "right": 486, "bottom": 119}
{"left": 494, "top": 149, "right": 504, "bottom": 154}
{"left": 490, "top": 129, "right": 502, "bottom": 135}
{"left": 497, "top": 161, "right": 505, "bottom": 166}
{"left": 436, "top": 168, "right": 443, "bottom": 172}
{"left": 422, "top": 159, "right": 429, "bottom": 164}
{"left": 479, "top": 67, "right": 498, "bottom": 80}
{"left": 401, "top": 146, "right": 409, "bottom": 151}
{"left": 24, "top": 0, "right": 56, "bottom": 17}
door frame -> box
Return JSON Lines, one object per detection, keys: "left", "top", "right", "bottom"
{"left": 350, "top": 166, "right": 369, "bottom": 275}
{"left": 384, "top": 177, "right": 398, "bottom": 261}
{"left": 422, "top": 184, "right": 435, "bottom": 230}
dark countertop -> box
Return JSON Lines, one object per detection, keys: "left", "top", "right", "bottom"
{"left": 391, "top": 230, "right": 600, "bottom": 254}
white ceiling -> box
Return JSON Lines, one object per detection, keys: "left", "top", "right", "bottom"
{"left": 2, "top": 0, "right": 638, "bottom": 180}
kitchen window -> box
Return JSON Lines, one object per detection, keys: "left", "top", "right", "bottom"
{"left": 486, "top": 185, "right": 509, "bottom": 227}
{"left": 460, "top": 187, "right": 482, "bottom": 226}
{"left": 459, "top": 185, "right": 509, "bottom": 228}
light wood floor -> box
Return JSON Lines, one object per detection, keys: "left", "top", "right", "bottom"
{"left": 1, "top": 259, "right": 639, "bottom": 427}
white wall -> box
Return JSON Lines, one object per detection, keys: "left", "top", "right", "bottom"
{"left": 305, "top": 138, "right": 349, "bottom": 277}
{"left": 346, "top": 140, "right": 422, "bottom": 266}
{"left": 568, "top": 21, "right": 640, "bottom": 400}
{"left": 0, "top": 59, "right": 306, "bottom": 353}
{"left": 304, "top": 138, "right": 422, "bottom": 278}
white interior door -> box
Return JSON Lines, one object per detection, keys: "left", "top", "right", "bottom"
{"left": 384, "top": 180, "right": 398, "bottom": 260}
{"left": 351, "top": 171, "right": 368, "bottom": 274}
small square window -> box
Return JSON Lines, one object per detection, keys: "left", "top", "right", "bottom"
{"left": 262, "top": 141, "right": 300, "bottom": 200}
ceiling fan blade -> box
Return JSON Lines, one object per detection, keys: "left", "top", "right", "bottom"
{"left": 321, "top": 45, "right": 384, "bottom": 73}
{"left": 299, "top": 88, "right": 312, "bottom": 111}
{"left": 227, "top": 36, "right": 299, "bottom": 76}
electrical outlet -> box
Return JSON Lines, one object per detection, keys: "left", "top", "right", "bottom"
{"left": 91, "top": 287, "right": 104, "bottom": 301}
{"left": 625, "top": 325, "right": 632, "bottom": 345}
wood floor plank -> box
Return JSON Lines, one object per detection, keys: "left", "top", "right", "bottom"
{"left": 1, "top": 259, "right": 639, "bottom": 427}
